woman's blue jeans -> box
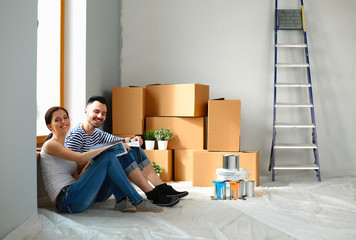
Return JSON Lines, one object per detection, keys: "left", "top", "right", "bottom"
{"left": 57, "top": 151, "right": 143, "bottom": 213}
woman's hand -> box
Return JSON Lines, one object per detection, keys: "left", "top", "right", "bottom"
{"left": 77, "top": 162, "right": 92, "bottom": 179}
{"left": 123, "top": 142, "right": 130, "bottom": 151}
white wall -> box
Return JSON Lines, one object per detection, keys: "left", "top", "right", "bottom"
{"left": 0, "top": 0, "right": 122, "bottom": 236}
{"left": 64, "top": 0, "right": 88, "bottom": 129}
{"left": 120, "top": 0, "right": 356, "bottom": 177}
{"left": 64, "top": 0, "right": 122, "bottom": 133}
{"left": 0, "top": 0, "right": 38, "bottom": 238}
{"left": 86, "top": 0, "right": 122, "bottom": 132}
{"left": 0, "top": 0, "right": 121, "bottom": 237}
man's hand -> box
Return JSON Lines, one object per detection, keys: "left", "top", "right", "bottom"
{"left": 131, "top": 136, "right": 143, "bottom": 146}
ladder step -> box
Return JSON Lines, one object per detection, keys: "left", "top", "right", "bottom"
{"left": 275, "top": 83, "right": 311, "bottom": 88}
{"left": 274, "top": 164, "right": 319, "bottom": 170}
{"left": 274, "top": 143, "right": 317, "bottom": 149}
{"left": 276, "top": 44, "right": 307, "bottom": 48}
{"left": 276, "top": 63, "right": 310, "bottom": 68}
{"left": 275, "top": 102, "right": 313, "bottom": 108}
{"left": 277, "top": 9, "right": 303, "bottom": 30}
{"left": 275, "top": 123, "right": 315, "bottom": 128}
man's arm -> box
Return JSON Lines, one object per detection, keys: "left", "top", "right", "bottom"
{"left": 97, "top": 128, "right": 123, "bottom": 143}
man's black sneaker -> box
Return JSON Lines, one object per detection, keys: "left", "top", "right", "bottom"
{"left": 156, "top": 183, "right": 189, "bottom": 199}
{"left": 145, "top": 188, "right": 180, "bottom": 207}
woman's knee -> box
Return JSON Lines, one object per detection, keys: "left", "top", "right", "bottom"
{"left": 96, "top": 151, "right": 117, "bottom": 165}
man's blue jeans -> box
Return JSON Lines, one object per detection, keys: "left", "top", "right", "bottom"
{"left": 118, "top": 147, "right": 151, "bottom": 175}
{"left": 57, "top": 151, "right": 143, "bottom": 213}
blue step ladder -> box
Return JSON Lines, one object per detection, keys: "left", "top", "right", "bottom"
{"left": 269, "top": 0, "right": 321, "bottom": 181}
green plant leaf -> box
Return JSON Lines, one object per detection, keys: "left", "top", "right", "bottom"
{"left": 143, "top": 129, "right": 155, "bottom": 140}
{"left": 154, "top": 128, "right": 173, "bottom": 141}
{"left": 152, "top": 162, "right": 163, "bottom": 173}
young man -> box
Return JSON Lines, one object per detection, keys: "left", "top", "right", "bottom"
{"left": 65, "top": 96, "right": 188, "bottom": 208}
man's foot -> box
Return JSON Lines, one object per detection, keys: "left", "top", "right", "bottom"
{"left": 145, "top": 188, "right": 180, "bottom": 207}
{"left": 135, "top": 199, "right": 163, "bottom": 213}
{"left": 114, "top": 198, "right": 137, "bottom": 213}
{"left": 156, "top": 183, "right": 189, "bottom": 198}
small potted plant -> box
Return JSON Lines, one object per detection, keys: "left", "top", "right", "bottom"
{"left": 152, "top": 162, "right": 163, "bottom": 177}
{"left": 143, "top": 129, "right": 155, "bottom": 150}
{"left": 154, "top": 127, "right": 173, "bottom": 150}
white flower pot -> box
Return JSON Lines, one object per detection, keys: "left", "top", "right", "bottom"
{"left": 157, "top": 140, "right": 168, "bottom": 150}
{"left": 145, "top": 140, "right": 155, "bottom": 150}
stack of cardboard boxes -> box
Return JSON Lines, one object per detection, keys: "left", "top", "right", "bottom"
{"left": 112, "top": 83, "right": 259, "bottom": 187}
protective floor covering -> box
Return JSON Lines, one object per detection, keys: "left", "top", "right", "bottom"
{"left": 6, "top": 174, "right": 356, "bottom": 240}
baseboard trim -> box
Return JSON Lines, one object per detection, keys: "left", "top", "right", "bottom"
{"left": 3, "top": 212, "right": 41, "bottom": 240}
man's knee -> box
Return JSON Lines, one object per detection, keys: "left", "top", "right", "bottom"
{"left": 117, "top": 153, "right": 139, "bottom": 175}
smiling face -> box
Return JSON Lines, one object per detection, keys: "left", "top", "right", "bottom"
{"left": 47, "top": 109, "right": 71, "bottom": 135}
{"left": 85, "top": 100, "right": 107, "bottom": 129}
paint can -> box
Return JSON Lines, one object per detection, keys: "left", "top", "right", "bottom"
{"left": 238, "top": 181, "right": 246, "bottom": 199}
{"left": 223, "top": 154, "right": 239, "bottom": 170}
{"left": 213, "top": 183, "right": 217, "bottom": 200}
{"left": 229, "top": 181, "right": 240, "bottom": 200}
{"left": 222, "top": 183, "right": 226, "bottom": 200}
{"left": 245, "top": 180, "right": 255, "bottom": 197}
{"left": 212, "top": 181, "right": 226, "bottom": 200}
{"left": 223, "top": 154, "right": 232, "bottom": 169}
{"left": 225, "top": 182, "right": 231, "bottom": 199}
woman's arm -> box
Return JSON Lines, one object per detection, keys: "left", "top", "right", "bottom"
{"left": 43, "top": 140, "right": 107, "bottom": 164}
{"left": 76, "top": 162, "right": 92, "bottom": 179}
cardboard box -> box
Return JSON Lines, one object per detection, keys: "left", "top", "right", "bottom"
{"left": 112, "top": 87, "right": 145, "bottom": 135}
{"left": 114, "top": 134, "right": 134, "bottom": 139}
{"left": 145, "top": 83, "right": 209, "bottom": 117}
{"left": 146, "top": 117, "right": 204, "bottom": 150}
{"left": 174, "top": 150, "right": 197, "bottom": 181}
{"left": 207, "top": 99, "right": 241, "bottom": 151}
{"left": 144, "top": 150, "right": 172, "bottom": 182}
{"left": 192, "top": 150, "right": 259, "bottom": 187}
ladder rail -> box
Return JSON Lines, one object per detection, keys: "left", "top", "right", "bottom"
{"left": 270, "top": 0, "right": 279, "bottom": 179}
{"left": 301, "top": 0, "right": 321, "bottom": 181}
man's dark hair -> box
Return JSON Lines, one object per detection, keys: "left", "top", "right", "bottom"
{"left": 87, "top": 96, "right": 106, "bottom": 106}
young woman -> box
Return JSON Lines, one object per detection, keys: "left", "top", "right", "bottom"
{"left": 40, "top": 106, "right": 162, "bottom": 213}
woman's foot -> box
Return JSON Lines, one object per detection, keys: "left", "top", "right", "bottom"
{"left": 114, "top": 198, "right": 137, "bottom": 213}
{"left": 135, "top": 199, "right": 163, "bottom": 213}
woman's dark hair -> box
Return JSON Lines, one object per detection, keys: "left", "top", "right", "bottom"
{"left": 44, "top": 106, "right": 69, "bottom": 141}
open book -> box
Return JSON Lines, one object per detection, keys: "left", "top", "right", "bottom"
{"left": 89, "top": 140, "right": 128, "bottom": 162}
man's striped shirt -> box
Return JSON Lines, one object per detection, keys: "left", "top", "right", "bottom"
{"left": 65, "top": 123, "right": 123, "bottom": 153}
